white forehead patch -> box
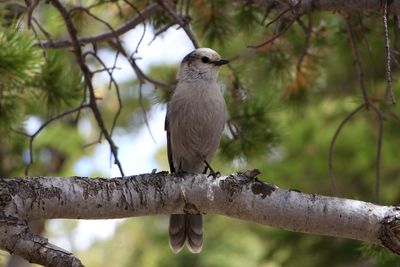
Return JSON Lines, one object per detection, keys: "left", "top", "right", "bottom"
{"left": 194, "top": 48, "right": 221, "bottom": 60}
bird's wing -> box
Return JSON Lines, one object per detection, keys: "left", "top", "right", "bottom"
{"left": 165, "top": 104, "right": 175, "bottom": 173}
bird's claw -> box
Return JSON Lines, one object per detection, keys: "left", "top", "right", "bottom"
{"left": 175, "top": 170, "right": 188, "bottom": 178}
{"left": 208, "top": 170, "right": 220, "bottom": 179}
{"left": 204, "top": 160, "right": 220, "bottom": 179}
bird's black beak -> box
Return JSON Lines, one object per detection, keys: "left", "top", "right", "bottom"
{"left": 212, "top": 59, "right": 229, "bottom": 66}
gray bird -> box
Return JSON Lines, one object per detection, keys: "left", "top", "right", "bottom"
{"left": 165, "top": 48, "right": 229, "bottom": 253}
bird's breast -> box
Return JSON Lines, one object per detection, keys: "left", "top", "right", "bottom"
{"left": 168, "top": 85, "right": 226, "bottom": 161}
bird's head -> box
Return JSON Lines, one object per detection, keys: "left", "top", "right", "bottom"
{"left": 178, "top": 48, "right": 229, "bottom": 82}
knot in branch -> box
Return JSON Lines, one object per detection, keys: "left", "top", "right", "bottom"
{"left": 380, "top": 209, "right": 400, "bottom": 255}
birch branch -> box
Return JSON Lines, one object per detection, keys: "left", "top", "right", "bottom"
{"left": 0, "top": 171, "right": 400, "bottom": 266}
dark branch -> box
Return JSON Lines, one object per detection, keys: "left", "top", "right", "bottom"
{"left": 49, "top": 0, "right": 125, "bottom": 176}
{"left": 107, "top": 39, "right": 175, "bottom": 90}
{"left": 328, "top": 104, "right": 366, "bottom": 193}
{"left": 248, "top": 16, "right": 298, "bottom": 48}
{"left": 38, "top": 3, "right": 160, "bottom": 49}
{"left": 250, "top": 0, "right": 400, "bottom": 15}
{"left": 156, "top": 0, "right": 199, "bottom": 48}
{"left": 344, "top": 16, "right": 370, "bottom": 107}
{"left": 368, "top": 104, "right": 384, "bottom": 204}
{"left": 22, "top": 104, "right": 90, "bottom": 175}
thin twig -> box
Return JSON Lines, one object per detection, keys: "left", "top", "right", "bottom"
{"left": 108, "top": 39, "right": 174, "bottom": 90}
{"left": 261, "top": 2, "right": 275, "bottom": 25}
{"left": 69, "top": 0, "right": 116, "bottom": 12}
{"left": 84, "top": 51, "right": 122, "bottom": 137}
{"left": 328, "top": 104, "right": 366, "bottom": 194}
{"left": 356, "top": 15, "right": 372, "bottom": 59}
{"left": 70, "top": 6, "right": 130, "bottom": 138}
{"left": 148, "top": 22, "right": 175, "bottom": 46}
{"left": 296, "top": 15, "right": 313, "bottom": 72}
{"left": 83, "top": 132, "right": 103, "bottom": 149}
{"left": 30, "top": 20, "right": 47, "bottom": 58}
{"left": 139, "top": 83, "right": 156, "bottom": 143}
{"left": 123, "top": 0, "right": 147, "bottom": 55}
{"left": 10, "top": 128, "right": 31, "bottom": 137}
{"left": 184, "top": 0, "right": 190, "bottom": 17}
{"left": 109, "top": 52, "right": 123, "bottom": 137}
{"left": 70, "top": 6, "right": 121, "bottom": 44}
{"left": 30, "top": 17, "right": 54, "bottom": 61}
{"left": 394, "top": 15, "right": 400, "bottom": 53}
{"left": 248, "top": 16, "right": 297, "bottom": 48}
{"left": 388, "top": 110, "right": 400, "bottom": 123}
{"left": 156, "top": 0, "right": 199, "bottom": 48}
{"left": 39, "top": 3, "right": 159, "bottom": 49}
{"left": 106, "top": 39, "right": 170, "bottom": 142}
{"left": 50, "top": 0, "right": 125, "bottom": 176}
{"left": 24, "top": 104, "right": 90, "bottom": 175}
{"left": 368, "top": 104, "right": 384, "bottom": 204}
{"left": 26, "top": 0, "right": 39, "bottom": 28}
{"left": 31, "top": 17, "right": 53, "bottom": 44}
{"left": 69, "top": 7, "right": 126, "bottom": 138}
{"left": 264, "top": 5, "right": 296, "bottom": 28}
{"left": 91, "top": 66, "right": 121, "bottom": 74}
{"left": 390, "top": 49, "right": 400, "bottom": 69}
{"left": 249, "top": 1, "right": 301, "bottom": 48}
{"left": 344, "top": 16, "right": 370, "bottom": 108}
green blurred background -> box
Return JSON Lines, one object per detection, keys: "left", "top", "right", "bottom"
{"left": 1, "top": 0, "right": 400, "bottom": 266}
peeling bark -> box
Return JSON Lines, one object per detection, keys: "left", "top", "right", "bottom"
{"left": 0, "top": 172, "right": 399, "bottom": 266}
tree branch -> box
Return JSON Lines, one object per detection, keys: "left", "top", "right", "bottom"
{"left": 156, "top": 0, "right": 199, "bottom": 48}
{"left": 382, "top": 0, "right": 396, "bottom": 104}
{"left": 345, "top": 15, "right": 370, "bottom": 107}
{"left": 1, "top": 171, "right": 400, "bottom": 266}
{"left": 249, "top": 0, "right": 400, "bottom": 15}
{"left": 50, "top": 0, "right": 125, "bottom": 176}
{"left": 0, "top": 217, "right": 83, "bottom": 267}
{"left": 38, "top": 3, "right": 160, "bottom": 49}
{"left": 22, "top": 104, "right": 90, "bottom": 175}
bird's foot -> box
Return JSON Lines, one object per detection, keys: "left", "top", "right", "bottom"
{"left": 175, "top": 170, "right": 188, "bottom": 178}
{"left": 204, "top": 160, "right": 220, "bottom": 179}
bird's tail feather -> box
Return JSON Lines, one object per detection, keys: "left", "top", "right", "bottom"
{"left": 169, "top": 214, "right": 186, "bottom": 253}
{"left": 169, "top": 214, "right": 203, "bottom": 253}
{"left": 186, "top": 214, "right": 203, "bottom": 253}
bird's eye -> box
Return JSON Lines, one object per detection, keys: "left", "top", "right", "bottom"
{"left": 201, "top": 56, "right": 210, "bottom": 63}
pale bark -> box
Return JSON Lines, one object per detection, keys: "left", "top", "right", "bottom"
{"left": 0, "top": 172, "right": 399, "bottom": 266}
{"left": 5, "top": 221, "right": 45, "bottom": 267}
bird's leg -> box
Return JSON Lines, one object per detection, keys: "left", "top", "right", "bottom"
{"left": 175, "top": 170, "right": 188, "bottom": 177}
{"left": 174, "top": 161, "right": 188, "bottom": 177}
{"left": 203, "top": 160, "right": 220, "bottom": 178}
